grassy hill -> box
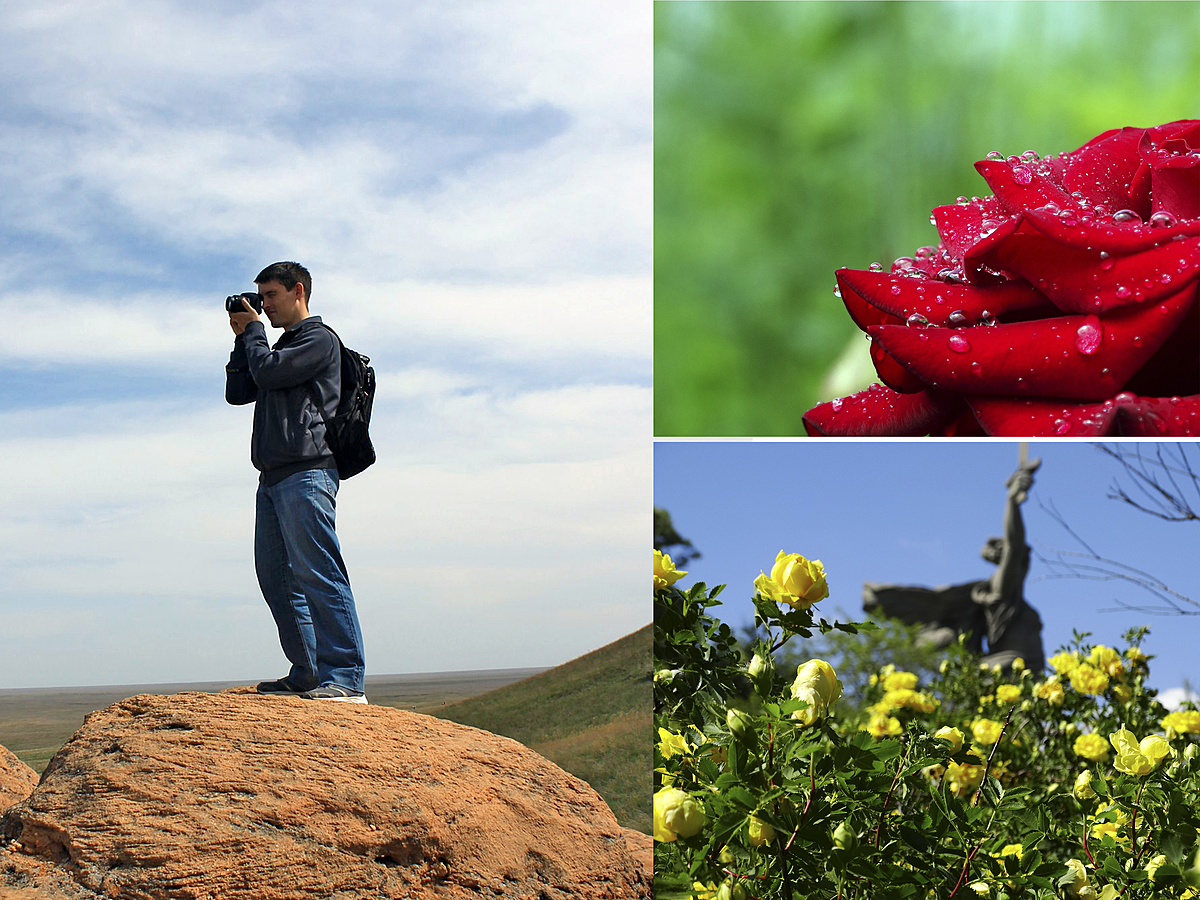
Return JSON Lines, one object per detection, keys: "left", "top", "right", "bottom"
{"left": 424, "top": 624, "right": 651, "bottom": 835}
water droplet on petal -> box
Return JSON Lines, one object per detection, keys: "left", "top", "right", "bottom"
{"left": 1132, "top": 335, "right": 1143, "bottom": 347}
{"left": 831, "top": 398, "right": 843, "bottom": 412}
{"left": 906, "top": 313, "right": 930, "bottom": 327}
{"left": 869, "top": 262, "right": 884, "bottom": 272}
{"left": 1054, "top": 418, "right": 1071, "bottom": 435}
{"left": 1149, "top": 211, "right": 1179, "bottom": 228}
{"left": 1113, "top": 209, "right": 1141, "bottom": 224}
{"left": 834, "top": 287, "right": 842, "bottom": 299}
{"left": 1010, "top": 164, "right": 1033, "bottom": 184}
{"left": 891, "top": 284, "right": 902, "bottom": 295}
{"left": 947, "top": 310, "right": 969, "bottom": 326}
{"left": 1115, "top": 285, "right": 1131, "bottom": 299}
{"left": 1074, "top": 316, "right": 1103, "bottom": 355}
{"left": 986, "top": 150, "right": 1004, "bottom": 161}
{"left": 970, "top": 361, "right": 982, "bottom": 375}
{"left": 948, "top": 334, "right": 971, "bottom": 353}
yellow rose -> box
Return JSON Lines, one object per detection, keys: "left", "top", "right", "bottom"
{"left": 946, "top": 753, "right": 986, "bottom": 798}
{"left": 1073, "top": 733, "right": 1110, "bottom": 762}
{"left": 747, "top": 815, "right": 776, "bottom": 847}
{"left": 790, "top": 659, "right": 843, "bottom": 726}
{"left": 997, "top": 843, "right": 1023, "bottom": 860}
{"left": 654, "top": 550, "right": 687, "bottom": 592}
{"left": 1089, "top": 645, "right": 1126, "bottom": 680}
{"left": 935, "top": 726, "right": 965, "bottom": 754}
{"left": 1070, "top": 663, "right": 1109, "bottom": 696}
{"left": 971, "top": 718, "right": 1004, "bottom": 745}
{"left": 1033, "top": 678, "right": 1065, "bottom": 706}
{"left": 1110, "top": 726, "right": 1172, "bottom": 776}
{"left": 658, "top": 727, "right": 693, "bottom": 759}
{"left": 1162, "top": 709, "right": 1200, "bottom": 739}
{"left": 872, "top": 688, "right": 938, "bottom": 715}
{"left": 1089, "top": 805, "right": 1130, "bottom": 844}
{"left": 754, "top": 551, "right": 828, "bottom": 610}
{"left": 654, "top": 787, "right": 706, "bottom": 842}
{"left": 863, "top": 713, "right": 902, "bottom": 738}
{"left": 995, "top": 684, "right": 1021, "bottom": 704}
{"left": 1049, "top": 651, "right": 1081, "bottom": 675}
{"left": 1011, "top": 657, "right": 1025, "bottom": 672}
{"left": 882, "top": 670, "right": 919, "bottom": 691}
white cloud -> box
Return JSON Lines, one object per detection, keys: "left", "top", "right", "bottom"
{"left": 1158, "top": 686, "right": 1200, "bottom": 712}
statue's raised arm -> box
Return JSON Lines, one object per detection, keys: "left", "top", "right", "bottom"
{"left": 971, "top": 456, "right": 1045, "bottom": 673}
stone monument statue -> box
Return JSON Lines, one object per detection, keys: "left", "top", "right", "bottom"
{"left": 862, "top": 448, "right": 1046, "bottom": 674}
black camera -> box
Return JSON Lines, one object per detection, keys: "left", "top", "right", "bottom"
{"left": 225, "top": 292, "right": 264, "bottom": 314}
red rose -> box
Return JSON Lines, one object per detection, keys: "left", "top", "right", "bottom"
{"left": 804, "top": 120, "right": 1200, "bottom": 436}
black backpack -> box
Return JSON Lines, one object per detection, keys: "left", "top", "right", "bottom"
{"left": 310, "top": 324, "right": 376, "bottom": 479}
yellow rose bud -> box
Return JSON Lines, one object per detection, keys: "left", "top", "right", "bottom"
{"left": 1011, "top": 657, "right": 1025, "bottom": 672}
{"left": 832, "top": 820, "right": 857, "bottom": 850}
{"left": 790, "top": 659, "right": 842, "bottom": 726}
{"left": 754, "top": 551, "right": 829, "bottom": 610}
{"left": 747, "top": 815, "right": 776, "bottom": 847}
{"left": 935, "top": 726, "right": 965, "bottom": 754}
{"left": 654, "top": 550, "right": 687, "bottom": 592}
{"left": 1062, "top": 859, "right": 1090, "bottom": 897}
{"left": 653, "top": 787, "right": 706, "bottom": 842}
{"left": 1073, "top": 770, "right": 1097, "bottom": 800}
{"left": 1112, "top": 683, "right": 1132, "bottom": 703}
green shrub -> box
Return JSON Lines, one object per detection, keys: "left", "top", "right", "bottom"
{"left": 654, "top": 551, "right": 1200, "bottom": 899}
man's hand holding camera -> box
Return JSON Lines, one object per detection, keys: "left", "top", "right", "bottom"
{"left": 227, "top": 292, "right": 264, "bottom": 336}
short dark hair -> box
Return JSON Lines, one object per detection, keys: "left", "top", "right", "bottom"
{"left": 255, "top": 261, "right": 312, "bottom": 302}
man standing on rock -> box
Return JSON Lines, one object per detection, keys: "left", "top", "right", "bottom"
{"left": 226, "top": 261, "right": 367, "bottom": 704}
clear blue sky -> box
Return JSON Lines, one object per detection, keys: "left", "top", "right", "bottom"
{"left": 0, "top": 1, "right": 649, "bottom": 688}
{"left": 655, "top": 441, "right": 1200, "bottom": 704}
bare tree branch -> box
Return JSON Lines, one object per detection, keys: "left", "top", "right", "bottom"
{"left": 1093, "top": 442, "right": 1200, "bottom": 523}
{"left": 1033, "top": 494, "right": 1199, "bottom": 616}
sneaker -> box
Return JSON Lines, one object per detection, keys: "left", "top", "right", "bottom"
{"left": 256, "top": 677, "right": 316, "bottom": 695}
{"left": 301, "top": 684, "right": 368, "bottom": 704}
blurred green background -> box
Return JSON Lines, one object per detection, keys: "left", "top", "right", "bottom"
{"left": 655, "top": 1, "right": 1200, "bottom": 436}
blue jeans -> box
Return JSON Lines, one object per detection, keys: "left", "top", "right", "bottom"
{"left": 254, "top": 468, "right": 365, "bottom": 692}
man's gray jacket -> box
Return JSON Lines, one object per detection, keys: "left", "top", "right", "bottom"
{"left": 225, "top": 316, "right": 341, "bottom": 485}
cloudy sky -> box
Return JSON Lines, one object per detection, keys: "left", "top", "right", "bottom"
{"left": 656, "top": 441, "right": 1200, "bottom": 709}
{"left": 0, "top": 1, "right": 650, "bottom": 688}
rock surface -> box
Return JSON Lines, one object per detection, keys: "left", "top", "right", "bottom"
{"left": 0, "top": 747, "right": 38, "bottom": 814}
{"left": 0, "top": 690, "right": 649, "bottom": 900}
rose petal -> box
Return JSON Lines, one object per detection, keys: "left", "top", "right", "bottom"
{"left": 974, "top": 159, "right": 1073, "bottom": 216}
{"left": 932, "top": 198, "right": 1010, "bottom": 259}
{"left": 967, "top": 213, "right": 1200, "bottom": 314}
{"left": 1061, "top": 126, "right": 1144, "bottom": 210}
{"left": 965, "top": 396, "right": 1118, "bottom": 436}
{"left": 1123, "top": 289, "right": 1200, "bottom": 397}
{"left": 1152, "top": 155, "right": 1200, "bottom": 220}
{"left": 867, "top": 285, "right": 1196, "bottom": 401}
{"left": 834, "top": 269, "right": 1048, "bottom": 326}
{"left": 1114, "top": 394, "right": 1200, "bottom": 436}
{"left": 802, "top": 384, "right": 959, "bottom": 436}
{"left": 996, "top": 206, "right": 1200, "bottom": 255}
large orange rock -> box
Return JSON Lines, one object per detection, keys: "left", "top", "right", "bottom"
{"left": 0, "top": 746, "right": 38, "bottom": 814}
{"left": 0, "top": 690, "right": 649, "bottom": 899}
